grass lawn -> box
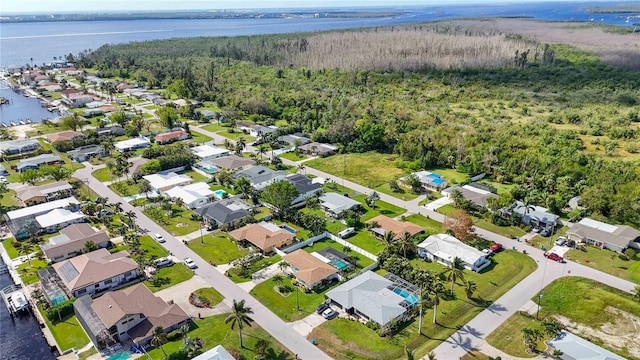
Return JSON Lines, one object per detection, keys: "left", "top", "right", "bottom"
{"left": 373, "top": 182, "right": 420, "bottom": 201}
{"left": 1, "top": 189, "right": 20, "bottom": 208}
{"left": 208, "top": 183, "right": 236, "bottom": 195}
{"left": 193, "top": 287, "right": 224, "bottom": 307}
{"left": 486, "top": 313, "right": 545, "bottom": 357}
{"left": 182, "top": 169, "right": 209, "bottom": 182}
{"left": 219, "top": 130, "right": 255, "bottom": 142}
{"left": 405, "top": 214, "right": 444, "bottom": 235}
{"left": 201, "top": 123, "right": 228, "bottom": 132}
{"left": 145, "top": 314, "right": 291, "bottom": 360}
{"left": 226, "top": 255, "right": 281, "bottom": 283}
{"left": 346, "top": 230, "right": 387, "bottom": 255}
{"left": 138, "top": 235, "right": 170, "bottom": 258}
{"left": 353, "top": 195, "right": 407, "bottom": 221}
{"left": 17, "top": 259, "right": 48, "bottom": 285}
{"left": 144, "top": 263, "right": 194, "bottom": 292}
{"left": 190, "top": 130, "right": 213, "bottom": 144}
{"left": 92, "top": 167, "right": 115, "bottom": 182}
{"left": 310, "top": 250, "right": 537, "bottom": 360}
{"left": 302, "top": 238, "right": 375, "bottom": 268}
{"left": 2, "top": 238, "right": 19, "bottom": 258}
{"left": 77, "top": 347, "right": 97, "bottom": 360}
{"left": 187, "top": 233, "right": 249, "bottom": 265}
{"left": 272, "top": 221, "right": 311, "bottom": 240}
{"left": 254, "top": 206, "right": 272, "bottom": 220}
{"left": 426, "top": 167, "right": 470, "bottom": 184}
{"left": 280, "top": 152, "right": 307, "bottom": 162}
{"left": 564, "top": 246, "right": 640, "bottom": 284}
{"left": 306, "top": 152, "right": 405, "bottom": 188}
{"left": 143, "top": 207, "right": 201, "bottom": 236}
{"left": 43, "top": 312, "right": 89, "bottom": 351}
{"left": 438, "top": 205, "right": 526, "bottom": 239}
{"left": 108, "top": 180, "right": 140, "bottom": 196}
{"left": 251, "top": 276, "right": 329, "bottom": 321}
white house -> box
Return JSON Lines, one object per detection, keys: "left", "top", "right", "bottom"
{"left": 35, "top": 208, "right": 85, "bottom": 233}
{"left": 114, "top": 137, "right": 151, "bottom": 152}
{"left": 142, "top": 172, "right": 192, "bottom": 192}
{"left": 417, "top": 234, "right": 491, "bottom": 272}
{"left": 191, "top": 345, "right": 235, "bottom": 360}
{"left": 164, "top": 182, "right": 215, "bottom": 209}
{"left": 319, "top": 192, "right": 361, "bottom": 217}
{"left": 191, "top": 144, "right": 230, "bottom": 161}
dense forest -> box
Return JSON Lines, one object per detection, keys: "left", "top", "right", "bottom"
{"left": 77, "top": 23, "right": 640, "bottom": 225}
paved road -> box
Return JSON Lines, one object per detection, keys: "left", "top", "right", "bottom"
{"left": 73, "top": 165, "right": 331, "bottom": 360}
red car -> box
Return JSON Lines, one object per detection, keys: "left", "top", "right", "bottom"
{"left": 544, "top": 252, "right": 564, "bottom": 262}
{"left": 490, "top": 243, "right": 504, "bottom": 252}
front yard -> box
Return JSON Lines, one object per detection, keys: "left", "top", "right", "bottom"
{"left": 144, "top": 263, "right": 194, "bottom": 292}
{"left": 437, "top": 204, "right": 527, "bottom": 239}
{"left": 143, "top": 206, "right": 201, "bottom": 236}
{"left": 564, "top": 246, "right": 640, "bottom": 284}
{"left": 250, "top": 276, "right": 329, "bottom": 322}
{"left": 187, "top": 233, "right": 249, "bottom": 265}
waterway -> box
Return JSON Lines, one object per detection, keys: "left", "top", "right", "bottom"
{"left": 0, "top": 258, "right": 56, "bottom": 360}
{"left": 0, "top": 80, "right": 59, "bottom": 125}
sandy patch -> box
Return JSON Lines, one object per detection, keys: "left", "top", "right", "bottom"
{"left": 553, "top": 306, "right": 640, "bottom": 358}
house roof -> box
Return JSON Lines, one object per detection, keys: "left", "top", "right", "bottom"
{"left": 68, "top": 145, "right": 103, "bottom": 158}
{"left": 195, "top": 197, "right": 250, "bottom": 225}
{"left": 286, "top": 174, "right": 323, "bottom": 196}
{"left": 115, "top": 137, "right": 150, "bottom": 151}
{"left": 191, "top": 345, "right": 235, "bottom": 360}
{"left": 209, "top": 155, "right": 255, "bottom": 170}
{"left": 191, "top": 144, "right": 229, "bottom": 159}
{"left": 233, "top": 166, "right": 286, "bottom": 186}
{"left": 319, "top": 192, "right": 361, "bottom": 215}
{"left": 35, "top": 208, "right": 85, "bottom": 228}
{"left": 366, "top": 215, "right": 424, "bottom": 239}
{"left": 252, "top": 124, "right": 276, "bottom": 135}
{"left": 165, "top": 182, "right": 214, "bottom": 206}
{"left": 417, "top": 234, "right": 486, "bottom": 267}
{"left": 15, "top": 181, "right": 72, "bottom": 202}
{"left": 6, "top": 196, "right": 79, "bottom": 220}
{"left": 229, "top": 222, "right": 295, "bottom": 252}
{"left": 46, "top": 131, "right": 84, "bottom": 143}
{"left": 143, "top": 172, "right": 192, "bottom": 191}
{"left": 53, "top": 249, "right": 138, "bottom": 292}
{"left": 567, "top": 218, "right": 640, "bottom": 248}
{"left": 326, "top": 271, "right": 407, "bottom": 326}
{"left": 548, "top": 330, "right": 626, "bottom": 360}
{"left": 278, "top": 134, "right": 311, "bottom": 147}
{"left": 298, "top": 142, "right": 338, "bottom": 154}
{"left": 283, "top": 250, "right": 338, "bottom": 285}
{"left": 16, "top": 154, "right": 61, "bottom": 171}
{"left": 91, "top": 283, "right": 188, "bottom": 341}
{"left": 0, "top": 139, "right": 41, "bottom": 153}
{"left": 155, "top": 130, "right": 189, "bottom": 142}
{"left": 42, "top": 224, "right": 110, "bottom": 260}
{"left": 511, "top": 201, "right": 559, "bottom": 224}
{"left": 443, "top": 184, "right": 498, "bottom": 208}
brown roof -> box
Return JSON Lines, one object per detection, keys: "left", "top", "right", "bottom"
{"left": 283, "top": 250, "right": 338, "bottom": 285}
{"left": 47, "top": 130, "right": 84, "bottom": 143}
{"left": 42, "top": 224, "right": 110, "bottom": 260}
{"left": 210, "top": 154, "right": 255, "bottom": 170}
{"left": 366, "top": 215, "right": 424, "bottom": 239}
{"left": 53, "top": 249, "right": 138, "bottom": 292}
{"left": 229, "top": 223, "right": 295, "bottom": 252}
{"left": 155, "top": 130, "right": 188, "bottom": 142}
{"left": 15, "top": 180, "right": 72, "bottom": 203}
{"left": 92, "top": 284, "right": 189, "bottom": 342}
{"left": 60, "top": 88, "right": 84, "bottom": 95}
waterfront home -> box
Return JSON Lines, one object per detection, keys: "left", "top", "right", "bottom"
{"left": 74, "top": 283, "right": 189, "bottom": 351}
{"left": 14, "top": 153, "right": 62, "bottom": 172}
{"left": 194, "top": 197, "right": 252, "bottom": 230}
{"left": 283, "top": 249, "right": 339, "bottom": 289}
{"left": 229, "top": 222, "right": 295, "bottom": 254}
{"left": 298, "top": 142, "right": 339, "bottom": 157}
{"left": 46, "top": 130, "right": 85, "bottom": 143}
{"left": 567, "top": 218, "right": 640, "bottom": 253}
{"left": 68, "top": 145, "right": 104, "bottom": 162}
{"left": 52, "top": 249, "right": 139, "bottom": 298}
{"left": 191, "top": 144, "right": 230, "bottom": 161}
{"left": 114, "top": 137, "right": 150, "bottom": 152}
{"left": 326, "top": 271, "right": 418, "bottom": 329}
{"left": 35, "top": 208, "right": 86, "bottom": 233}
{"left": 63, "top": 93, "right": 94, "bottom": 108}
{"left": 318, "top": 192, "right": 361, "bottom": 218}
{"left": 366, "top": 215, "right": 424, "bottom": 240}
{"left": 417, "top": 234, "right": 491, "bottom": 272}
{"left": 0, "top": 139, "right": 41, "bottom": 155}
{"left": 15, "top": 180, "right": 73, "bottom": 206}
{"left": 164, "top": 182, "right": 215, "bottom": 209}
{"left": 232, "top": 165, "right": 286, "bottom": 190}
{"left": 154, "top": 130, "right": 190, "bottom": 145}
{"left": 5, "top": 197, "right": 80, "bottom": 237}
{"left": 41, "top": 223, "right": 110, "bottom": 263}
{"left": 442, "top": 184, "right": 498, "bottom": 209}
{"left": 142, "top": 172, "right": 192, "bottom": 192}
{"left": 285, "top": 173, "right": 323, "bottom": 206}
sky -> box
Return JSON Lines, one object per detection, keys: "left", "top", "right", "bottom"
{"left": 1, "top": 0, "right": 606, "bottom": 15}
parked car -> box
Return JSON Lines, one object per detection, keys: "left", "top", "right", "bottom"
{"left": 544, "top": 252, "right": 564, "bottom": 262}
{"left": 555, "top": 237, "right": 567, "bottom": 246}
{"left": 316, "top": 303, "right": 330, "bottom": 315}
{"left": 322, "top": 308, "right": 338, "bottom": 320}
{"left": 154, "top": 233, "right": 165, "bottom": 243}
{"left": 0, "top": 176, "right": 8, "bottom": 185}
{"left": 338, "top": 227, "right": 355, "bottom": 239}
{"left": 183, "top": 257, "right": 197, "bottom": 269}
{"left": 154, "top": 257, "right": 173, "bottom": 268}
{"left": 490, "top": 243, "right": 503, "bottom": 253}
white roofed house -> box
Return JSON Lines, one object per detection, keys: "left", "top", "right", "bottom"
{"left": 36, "top": 207, "right": 85, "bottom": 233}
{"left": 567, "top": 218, "right": 640, "bottom": 253}
{"left": 164, "top": 182, "right": 215, "bottom": 209}
{"left": 5, "top": 197, "right": 81, "bottom": 239}
{"left": 232, "top": 165, "right": 286, "bottom": 190}
{"left": 142, "top": 172, "right": 192, "bottom": 192}
{"left": 191, "top": 144, "right": 230, "bottom": 161}
{"left": 114, "top": 137, "right": 151, "bottom": 152}
{"left": 0, "top": 139, "right": 42, "bottom": 155}
{"left": 417, "top": 234, "right": 491, "bottom": 272}
{"left": 319, "top": 192, "right": 361, "bottom": 218}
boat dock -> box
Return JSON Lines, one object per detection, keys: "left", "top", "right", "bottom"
{"left": 1, "top": 283, "right": 31, "bottom": 315}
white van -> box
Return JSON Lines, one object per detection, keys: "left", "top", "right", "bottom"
{"left": 338, "top": 227, "right": 355, "bottom": 239}
{"left": 154, "top": 257, "right": 173, "bottom": 268}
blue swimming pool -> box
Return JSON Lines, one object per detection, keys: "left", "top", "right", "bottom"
{"left": 213, "top": 189, "right": 227, "bottom": 198}
{"left": 431, "top": 178, "right": 446, "bottom": 185}
{"left": 280, "top": 225, "right": 296, "bottom": 234}
{"left": 107, "top": 351, "right": 131, "bottom": 360}
{"left": 331, "top": 259, "right": 349, "bottom": 271}
{"left": 393, "top": 288, "right": 419, "bottom": 305}
{"left": 200, "top": 164, "right": 218, "bottom": 174}
{"left": 50, "top": 290, "right": 66, "bottom": 305}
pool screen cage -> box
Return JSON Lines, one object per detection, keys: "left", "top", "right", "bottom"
{"left": 37, "top": 267, "right": 70, "bottom": 304}
{"left": 383, "top": 273, "right": 419, "bottom": 307}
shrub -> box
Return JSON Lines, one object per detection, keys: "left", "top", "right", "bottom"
{"left": 45, "top": 298, "right": 76, "bottom": 321}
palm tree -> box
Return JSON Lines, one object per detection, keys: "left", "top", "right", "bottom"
{"left": 405, "top": 347, "right": 415, "bottom": 360}
{"left": 427, "top": 352, "right": 437, "bottom": 360}
{"left": 278, "top": 261, "right": 289, "bottom": 273}
{"left": 443, "top": 256, "right": 465, "bottom": 295}
{"left": 257, "top": 144, "right": 267, "bottom": 160}
{"left": 465, "top": 280, "right": 477, "bottom": 299}
{"left": 236, "top": 137, "right": 246, "bottom": 154}
{"left": 521, "top": 327, "right": 543, "bottom": 352}
{"left": 272, "top": 274, "right": 284, "bottom": 289}
{"left": 125, "top": 210, "right": 137, "bottom": 229}
{"left": 381, "top": 230, "right": 396, "bottom": 247}
{"left": 298, "top": 164, "right": 306, "bottom": 174}
{"left": 449, "top": 189, "right": 465, "bottom": 209}
{"left": 150, "top": 326, "right": 168, "bottom": 358}
{"left": 111, "top": 202, "right": 123, "bottom": 215}
{"left": 139, "top": 179, "right": 152, "bottom": 199}
{"left": 341, "top": 246, "right": 353, "bottom": 257}
{"left": 398, "top": 232, "right": 415, "bottom": 258}
{"left": 427, "top": 279, "right": 445, "bottom": 324}
{"left": 225, "top": 299, "right": 254, "bottom": 348}
{"left": 541, "top": 318, "right": 562, "bottom": 339}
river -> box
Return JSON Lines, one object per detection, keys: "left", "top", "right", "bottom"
{"left": 0, "top": 81, "right": 60, "bottom": 125}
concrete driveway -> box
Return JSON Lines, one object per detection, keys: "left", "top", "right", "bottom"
{"left": 291, "top": 313, "right": 327, "bottom": 337}
{"left": 154, "top": 275, "right": 230, "bottom": 318}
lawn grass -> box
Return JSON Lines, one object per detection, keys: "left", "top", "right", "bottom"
{"left": 486, "top": 313, "right": 545, "bottom": 357}
{"left": 438, "top": 205, "right": 526, "bottom": 239}
{"left": 310, "top": 250, "right": 537, "bottom": 360}
{"left": 144, "top": 263, "right": 194, "bottom": 292}
{"left": 459, "top": 352, "right": 491, "bottom": 360}
{"left": 426, "top": 167, "right": 470, "bottom": 184}
{"left": 564, "top": 246, "right": 640, "bottom": 284}
{"left": 1, "top": 189, "right": 20, "bottom": 208}
{"left": 346, "top": 230, "right": 387, "bottom": 255}
{"left": 190, "top": 130, "right": 213, "bottom": 144}
{"left": 528, "top": 226, "right": 569, "bottom": 250}
{"left": 302, "top": 238, "right": 375, "bottom": 268}
{"left": 306, "top": 152, "right": 405, "bottom": 188}
{"left": 373, "top": 182, "right": 420, "bottom": 201}
{"left": 250, "top": 276, "right": 329, "bottom": 321}
{"left": 43, "top": 312, "right": 89, "bottom": 352}
{"left": 145, "top": 314, "right": 291, "bottom": 360}
{"left": 218, "top": 130, "right": 255, "bottom": 142}
{"left": 91, "top": 167, "right": 115, "bottom": 182}
{"left": 187, "top": 233, "right": 249, "bottom": 265}
{"left": 208, "top": 183, "right": 236, "bottom": 195}
{"left": 201, "top": 123, "right": 228, "bottom": 132}
{"left": 405, "top": 214, "right": 444, "bottom": 235}
{"left": 143, "top": 207, "right": 201, "bottom": 236}
{"left": 108, "top": 180, "right": 141, "bottom": 196}
{"left": 138, "top": 235, "right": 170, "bottom": 258}
{"left": 193, "top": 287, "right": 224, "bottom": 307}
{"left": 17, "top": 259, "right": 48, "bottom": 285}
{"left": 77, "top": 347, "right": 97, "bottom": 360}
{"left": 182, "top": 169, "right": 208, "bottom": 182}
{"left": 1, "top": 238, "right": 19, "bottom": 258}
{"left": 353, "top": 195, "right": 406, "bottom": 221}
{"left": 254, "top": 205, "right": 272, "bottom": 220}
{"left": 280, "top": 152, "right": 307, "bottom": 162}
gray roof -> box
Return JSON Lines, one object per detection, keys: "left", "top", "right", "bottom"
{"left": 286, "top": 174, "right": 322, "bottom": 196}
{"left": 16, "top": 154, "right": 61, "bottom": 171}
{"left": 233, "top": 166, "right": 286, "bottom": 186}
{"left": 252, "top": 125, "right": 276, "bottom": 135}
{"left": 548, "top": 330, "right": 626, "bottom": 360}
{"left": 319, "top": 192, "right": 361, "bottom": 215}
{"left": 0, "top": 139, "right": 41, "bottom": 154}
{"left": 68, "top": 145, "right": 103, "bottom": 159}
{"left": 511, "top": 201, "right": 559, "bottom": 225}
{"left": 278, "top": 134, "right": 311, "bottom": 147}
{"left": 326, "top": 271, "right": 408, "bottom": 326}
{"left": 567, "top": 218, "right": 640, "bottom": 248}
{"left": 443, "top": 184, "right": 498, "bottom": 208}
{"left": 195, "top": 197, "right": 250, "bottom": 226}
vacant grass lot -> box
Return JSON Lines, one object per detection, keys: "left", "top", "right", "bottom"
{"left": 145, "top": 314, "right": 291, "bottom": 360}
{"left": 250, "top": 276, "right": 329, "bottom": 321}
{"left": 310, "top": 250, "right": 537, "bottom": 359}
{"left": 190, "top": 130, "right": 213, "bottom": 144}
{"left": 486, "top": 313, "right": 545, "bottom": 357}
{"left": 143, "top": 206, "right": 200, "bottom": 236}
{"left": 405, "top": 214, "right": 444, "bottom": 235}
{"left": 564, "top": 246, "right": 640, "bottom": 284}
{"left": 108, "top": 180, "right": 141, "bottom": 196}
{"left": 144, "top": 263, "right": 194, "bottom": 292}
{"left": 43, "top": 312, "right": 89, "bottom": 352}
{"left": 306, "top": 152, "right": 405, "bottom": 188}
{"left": 438, "top": 205, "right": 526, "bottom": 239}
{"left": 373, "top": 181, "right": 420, "bottom": 201}
{"left": 353, "top": 195, "right": 406, "bottom": 221}
{"left": 187, "top": 233, "right": 249, "bottom": 265}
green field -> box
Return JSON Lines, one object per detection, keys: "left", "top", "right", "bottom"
{"left": 564, "top": 246, "right": 640, "bottom": 284}
{"left": 187, "top": 233, "right": 249, "bottom": 265}
{"left": 1, "top": 238, "right": 19, "bottom": 258}
{"left": 250, "top": 276, "right": 328, "bottom": 321}
{"left": 193, "top": 287, "right": 224, "bottom": 307}
{"left": 91, "top": 167, "right": 115, "bottom": 182}
{"left": 43, "top": 312, "right": 89, "bottom": 352}
{"left": 144, "top": 263, "right": 194, "bottom": 292}
{"left": 190, "top": 130, "right": 213, "bottom": 144}
{"left": 306, "top": 152, "right": 406, "bottom": 189}
{"left": 405, "top": 214, "right": 444, "bottom": 235}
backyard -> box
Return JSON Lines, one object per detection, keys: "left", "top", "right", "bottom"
{"left": 309, "top": 250, "right": 537, "bottom": 359}
{"left": 187, "top": 233, "right": 249, "bottom": 265}
{"left": 43, "top": 312, "right": 89, "bottom": 352}
{"left": 302, "top": 238, "right": 376, "bottom": 269}
{"left": 1, "top": 238, "right": 19, "bottom": 258}
{"left": 250, "top": 276, "right": 329, "bottom": 321}
{"left": 17, "top": 259, "right": 48, "bottom": 285}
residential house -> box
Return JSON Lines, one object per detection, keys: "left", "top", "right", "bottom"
{"left": 14, "top": 154, "right": 62, "bottom": 172}
{"left": 195, "top": 197, "right": 251, "bottom": 229}
{"left": 15, "top": 181, "right": 73, "bottom": 206}
{"left": 68, "top": 145, "right": 104, "bottom": 162}
{"left": 410, "top": 171, "right": 448, "bottom": 191}
{"left": 547, "top": 331, "right": 626, "bottom": 360}
{"left": 277, "top": 133, "right": 311, "bottom": 148}
{"left": 46, "top": 131, "right": 85, "bottom": 143}
{"left": 115, "top": 82, "right": 136, "bottom": 92}
{"left": 85, "top": 100, "right": 106, "bottom": 109}
{"left": 74, "top": 283, "right": 189, "bottom": 351}
{"left": 143, "top": 172, "right": 192, "bottom": 192}
{"left": 237, "top": 122, "right": 277, "bottom": 138}
{"left": 366, "top": 215, "right": 424, "bottom": 240}
{"left": 233, "top": 166, "right": 286, "bottom": 190}
{"left": 41, "top": 223, "right": 110, "bottom": 263}
{"left": 326, "top": 271, "right": 417, "bottom": 328}
{"left": 285, "top": 174, "right": 323, "bottom": 206}
{"left": 196, "top": 109, "right": 216, "bottom": 120}
{"left": 298, "top": 142, "right": 339, "bottom": 157}
{"left": 83, "top": 108, "right": 103, "bottom": 117}
{"left": 63, "top": 93, "right": 94, "bottom": 108}
{"left": 191, "top": 144, "right": 230, "bottom": 161}
{"left": 229, "top": 222, "right": 295, "bottom": 254}
{"left": 191, "top": 345, "right": 235, "bottom": 360}
{"left": 442, "top": 184, "right": 498, "bottom": 208}
{"left": 283, "top": 249, "right": 339, "bottom": 289}
{"left": 566, "top": 218, "right": 640, "bottom": 252}
{"left": 114, "top": 137, "right": 150, "bottom": 152}
{"left": 154, "top": 130, "right": 190, "bottom": 145}
{"left": 35, "top": 208, "right": 85, "bottom": 233}
{"left": 417, "top": 234, "right": 491, "bottom": 272}
{"left": 60, "top": 88, "right": 84, "bottom": 97}
{"left": 52, "top": 249, "right": 139, "bottom": 298}
{"left": 319, "top": 192, "right": 361, "bottom": 218}
{"left": 5, "top": 197, "right": 80, "bottom": 239}
{"left": 164, "top": 182, "right": 215, "bottom": 209}
{"left": 0, "top": 139, "right": 42, "bottom": 155}
{"left": 96, "top": 125, "right": 126, "bottom": 137}
{"left": 504, "top": 201, "right": 560, "bottom": 229}
{"left": 209, "top": 155, "right": 255, "bottom": 171}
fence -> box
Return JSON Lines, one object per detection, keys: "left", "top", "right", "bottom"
{"left": 274, "top": 232, "right": 330, "bottom": 257}
{"left": 327, "top": 233, "right": 378, "bottom": 261}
